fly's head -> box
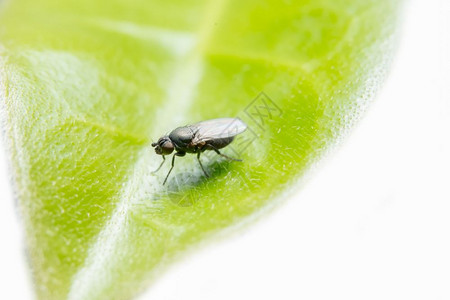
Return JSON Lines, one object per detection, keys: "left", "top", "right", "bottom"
{"left": 151, "top": 136, "right": 174, "bottom": 155}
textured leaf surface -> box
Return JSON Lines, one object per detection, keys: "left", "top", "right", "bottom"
{"left": 0, "top": 0, "right": 399, "bottom": 299}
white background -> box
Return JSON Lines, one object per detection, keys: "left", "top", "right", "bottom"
{"left": 1, "top": 0, "right": 449, "bottom": 299}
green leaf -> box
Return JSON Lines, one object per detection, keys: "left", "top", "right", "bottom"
{"left": 0, "top": 0, "right": 400, "bottom": 299}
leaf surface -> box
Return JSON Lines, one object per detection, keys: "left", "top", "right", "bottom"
{"left": 0, "top": 0, "right": 400, "bottom": 299}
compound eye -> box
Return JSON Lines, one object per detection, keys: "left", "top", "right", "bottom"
{"left": 160, "top": 140, "right": 174, "bottom": 154}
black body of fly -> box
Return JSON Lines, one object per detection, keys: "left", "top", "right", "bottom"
{"left": 151, "top": 117, "right": 247, "bottom": 185}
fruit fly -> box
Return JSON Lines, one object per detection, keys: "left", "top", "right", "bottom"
{"left": 151, "top": 117, "right": 247, "bottom": 185}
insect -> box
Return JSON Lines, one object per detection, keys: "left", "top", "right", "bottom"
{"left": 151, "top": 117, "right": 247, "bottom": 185}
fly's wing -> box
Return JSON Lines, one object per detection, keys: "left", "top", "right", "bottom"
{"left": 191, "top": 118, "right": 247, "bottom": 143}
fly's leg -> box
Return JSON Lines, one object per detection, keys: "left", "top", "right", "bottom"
{"left": 197, "top": 152, "right": 209, "bottom": 178}
{"left": 209, "top": 145, "right": 242, "bottom": 162}
{"left": 163, "top": 152, "right": 185, "bottom": 185}
{"left": 152, "top": 155, "right": 165, "bottom": 173}
{"left": 163, "top": 155, "right": 176, "bottom": 185}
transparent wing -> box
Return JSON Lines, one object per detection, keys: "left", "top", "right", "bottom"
{"left": 191, "top": 118, "right": 247, "bottom": 143}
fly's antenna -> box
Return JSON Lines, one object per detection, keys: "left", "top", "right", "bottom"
{"left": 151, "top": 138, "right": 157, "bottom": 147}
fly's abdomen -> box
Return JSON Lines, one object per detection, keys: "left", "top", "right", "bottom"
{"left": 204, "top": 136, "right": 234, "bottom": 150}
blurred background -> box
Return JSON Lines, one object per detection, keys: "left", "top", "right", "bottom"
{"left": 1, "top": 0, "right": 449, "bottom": 299}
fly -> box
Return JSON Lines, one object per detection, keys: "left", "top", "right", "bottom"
{"left": 151, "top": 117, "right": 247, "bottom": 185}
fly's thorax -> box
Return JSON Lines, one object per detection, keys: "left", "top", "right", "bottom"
{"left": 169, "top": 126, "right": 196, "bottom": 150}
